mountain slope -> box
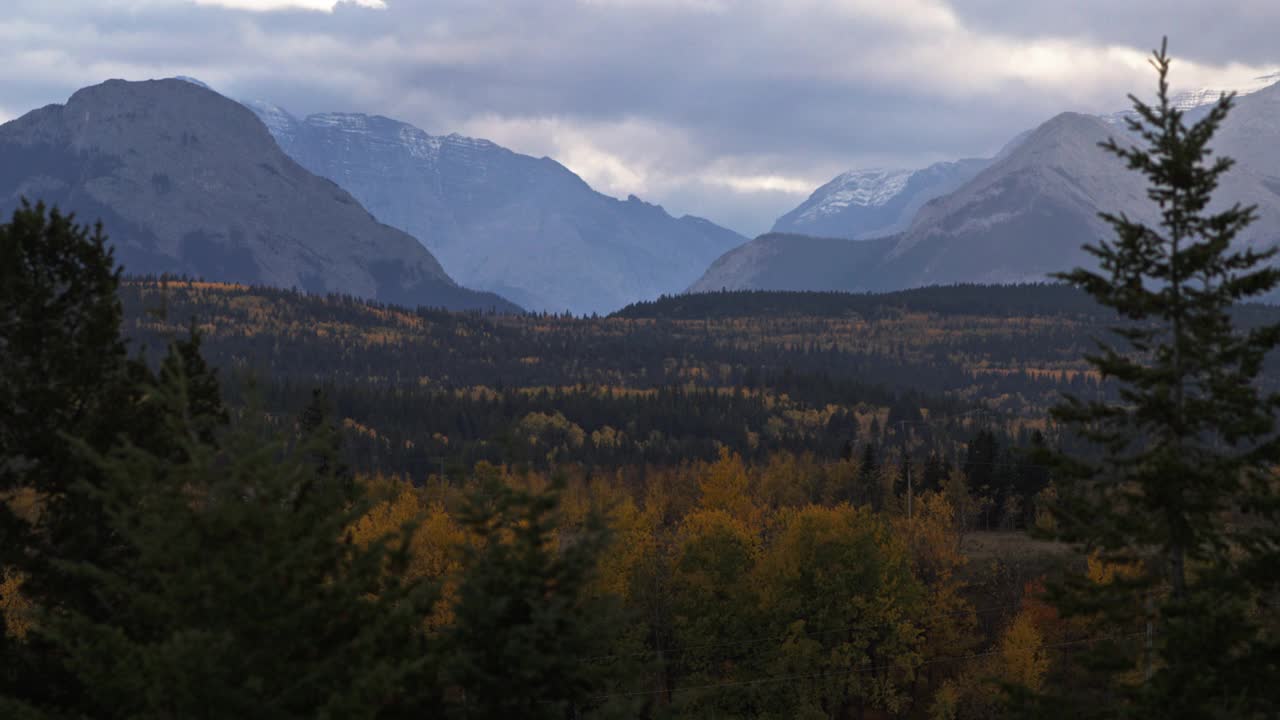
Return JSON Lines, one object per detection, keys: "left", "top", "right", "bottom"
{"left": 689, "top": 234, "right": 895, "bottom": 293}
{"left": 695, "top": 113, "right": 1137, "bottom": 292}
{"left": 772, "top": 159, "right": 989, "bottom": 240}
{"left": 243, "top": 103, "right": 745, "bottom": 315}
{"left": 875, "top": 112, "right": 1149, "bottom": 286}
{"left": 0, "top": 79, "right": 518, "bottom": 312}
{"left": 696, "top": 84, "right": 1280, "bottom": 295}
{"left": 882, "top": 94, "right": 1280, "bottom": 288}
{"left": 1212, "top": 79, "right": 1280, "bottom": 195}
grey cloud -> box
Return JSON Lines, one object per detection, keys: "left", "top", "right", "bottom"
{"left": 949, "top": 0, "right": 1280, "bottom": 68}
{"left": 1, "top": 0, "right": 1276, "bottom": 236}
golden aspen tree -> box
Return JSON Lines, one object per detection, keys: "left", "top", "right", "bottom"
{"left": 998, "top": 611, "right": 1050, "bottom": 693}
{"left": 667, "top": 508, "right": 762, "bottom": 718}
{"left": 755, "top": 505, "right": 926, "bottom": 719}
{"left": 350, "top": 481, "right": 468, "bottom": 630}
{"left": 898, "top": 491, "right": 979, "bottom": 688}
{"left": 697, "top": 447, "right": 761, "bottom": 529}
{"left": 0, "top": 570, "right": 31, "bottom": 640}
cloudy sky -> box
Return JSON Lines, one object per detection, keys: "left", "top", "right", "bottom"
{"left": 2, "top": 0, "right": 1278, "bottom": 236}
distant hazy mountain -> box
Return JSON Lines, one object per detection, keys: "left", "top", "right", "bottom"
{"left": 694, "top": 80, "right": 1280, "bottom": 294}
{"left": 244, "top": 103, "right": 745, "bottom": 315}
{"left": 689, "top": 233, "right": 896, "bottom": 293}
{"left": 0, "top": 79, "right": 518, "bottom": 312}
{"left": 695, "top": 113, "right": 1143, "bottom": 292}
{"left": 772, "top": 159, "right": 989, "bottom": 240}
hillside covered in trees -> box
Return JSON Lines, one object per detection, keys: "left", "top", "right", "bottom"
{"left": 4, "top": 47, "right": 1279, "bottom": 720}
{"left": 119, "top": 279, "right": 1114, "bottom": 468}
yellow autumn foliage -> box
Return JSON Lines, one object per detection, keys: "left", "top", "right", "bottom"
{"left": 594, "top": 497, "right": 659, "bottom": 601}
{"left": 1, "top": 568, "right": 32, "bottom": 640}
{"left": 1086, "top": 549, "right": 1144, "bottom": 585}
{"left": 349, "top": 481, "right": 467, "bottom": 629}
{"left": 898, "top": 491, "right": 976, "bottom": 663}
{"left": 998, "top": 610, "right": 1050, "bottom": 693}
{"left": 696, "top": 447, "right": 760, "bottom": 527}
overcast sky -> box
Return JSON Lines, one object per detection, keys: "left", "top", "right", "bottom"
{"left": 2, "top": 0, "right": 1278, "bottom": 236}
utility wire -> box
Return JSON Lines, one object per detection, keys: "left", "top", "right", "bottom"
{"left": 577, "top": 603, "right": 1021, "bottom": 664}
{"left": 584, "top": 631, "right": 1145, "bottom": 702}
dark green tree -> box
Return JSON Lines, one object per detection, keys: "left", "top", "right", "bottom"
{"left": 1, "top": 202, "right": 235, "bottom": 714}
{"left": 443, "top": 468, "right": 632, "bottom": 719}
{"left": 1034, "top": 39, "right": 1280, "bottom": 719}
{"left": 1, "top": 203, "right": 442, "bottom": 717}
{"left": 0, "top": 200, "right": 125, "bottom": 576}
{"left": 0, "top": 201, "right": 139, "bottom": 715}
{"left": 29, "top": 363, "right": 441, "bottom": 718}
{"left": 298, "top": 387, "right": 352, "bottom": 483}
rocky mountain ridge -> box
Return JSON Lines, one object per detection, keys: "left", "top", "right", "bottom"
{"left": 0, "top": 79, "right": 518, "bottom": 312}
{"left": 244, "top": 101, "right": 745, "bottom": 315}
{"left": 694, "top": 80, "right": 1280, "bottom": 295}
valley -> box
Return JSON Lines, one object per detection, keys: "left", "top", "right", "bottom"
{"left": 122, "top": 279, "right": 1121, "bottom": 480}
{"left": 4, "top": 9, "right": 1279, "bottom": 716}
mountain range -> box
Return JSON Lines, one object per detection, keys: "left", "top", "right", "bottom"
{"left": 0, "top": 79, "right": 518, "bottom": 312}
{"left": 694, "top": 77, "right": 1280, "bottom": 294}
{"left": 773, "top": 74, "right": 1280, "bottom": 245}
{"left": 243, "top": 101, "right": 745, "bottom": 315}
{"left": 4, "top": 74, "right": 1278, "bottom": 314}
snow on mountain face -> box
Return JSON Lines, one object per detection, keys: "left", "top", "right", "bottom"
{"left": 241, "top": 100, "right": 299, "bottom": 145}
{"left": 398, "top": 125, "right": 443, "bottom": 160}
{"left": 797, "top": 168, "right": 914, "bottom": 220}
{"left": 245, "top": 103, "right": 745, "bottom": 315}
{"left": 1101, "top": 71, "right": 1280, "bottom": 126}
{"left": 699, "top": 81, "right": 1280, "bottom": 299}
{"left": 1175, "top": 71, "right": 1280, "bottom": 107}
{"left": 776, "top": 72, "right": 1280, "bottom": 244}
{"left": 772, "top": 159, "right": 989, "bottom": 241}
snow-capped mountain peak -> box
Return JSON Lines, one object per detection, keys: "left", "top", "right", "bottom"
{"left": 798, "top": 168, "right": 913, "bottom": 221}
{"left": 772, "top": 159, "right": 990, "bottom": 241}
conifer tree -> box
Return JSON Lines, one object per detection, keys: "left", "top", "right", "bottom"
{"left": 297, "top": 386, "right": 350, "bottom": 482}
{"left": 443, "top": 468, "right": 630, "bottom": 719}
{"left": 0, "top": 200, "right": 125, "bottom": 578}
{"left": 0, "top": 201, "right": 139, "bottom": 714}
{"left": 1035, "top": 39, "right": 1280, "bottom": 719}
{"left": 1, "top": 203, "right": 442, "bottom": 717}
{"left": 30, "top": 363, "right": 440, "bottom": 718}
